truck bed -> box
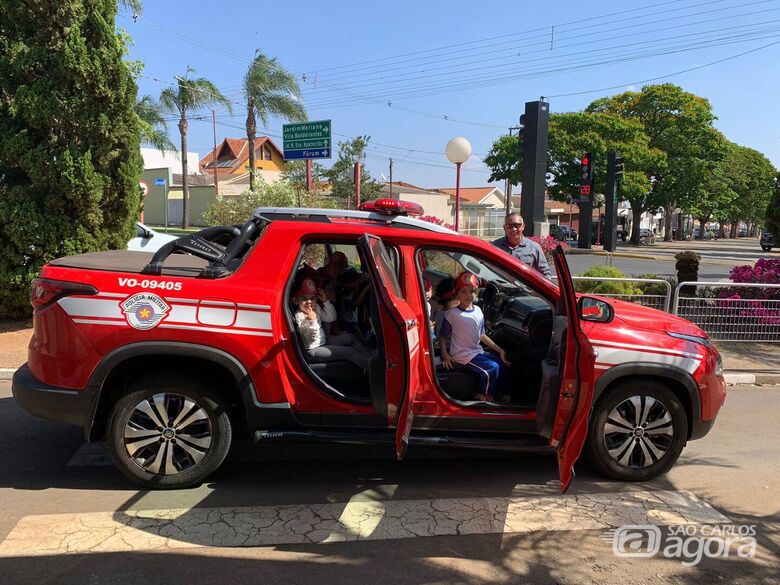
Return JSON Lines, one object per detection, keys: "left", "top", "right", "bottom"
{"left": 49, "top": 250, "right": 209, "bottom": 277}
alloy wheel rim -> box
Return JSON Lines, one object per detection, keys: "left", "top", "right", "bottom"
{"left": 603, "top": 395, "right": 674, "bottom": 469}
{"left": 123, "top": 393, "right": 213, "bottom": 475}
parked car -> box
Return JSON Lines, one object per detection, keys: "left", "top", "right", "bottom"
{"left": 760, "top": 231, "right": 774, "bottom": 252}
{"left": 639, "top": 228, "right": 656, "bottom": 244}
{"left": 692, "top": 227, "right": 717, "bottom": 240}
{"left": 128, "top": 222, "right": 179, "bottom": 252}
{"left": 13, "top": 200, "right": 726, "bottom": 492}
{"left": 549, "top": 224, "right": 577, "bottom": 241}
{"left": 737, "top": 229, "right": 748, "bottom": 238}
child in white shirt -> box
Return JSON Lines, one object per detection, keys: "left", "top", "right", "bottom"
{"left": 293, "top": 278, "right": 372, "bottom": 370}
{"left": 439, "top": 272, "right": 511, "bottom": 402}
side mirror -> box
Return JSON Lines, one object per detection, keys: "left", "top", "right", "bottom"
{"left": 579, "top": 297, "right": 614, "bottom": 323}
{"left": 144, "top": 229, "right": 154, "bottom": 239}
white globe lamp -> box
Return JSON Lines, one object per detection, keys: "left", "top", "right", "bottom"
{"left": 445, "top": 137, "right": 472, "bottom": 232}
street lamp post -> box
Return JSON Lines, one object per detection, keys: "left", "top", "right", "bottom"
{"left": 445, "top": 137, "right": 472, "bottom": 232}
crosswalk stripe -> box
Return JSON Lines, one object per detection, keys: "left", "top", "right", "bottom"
{"left": 0, "top": 490, "right": 729, "bottom": 556}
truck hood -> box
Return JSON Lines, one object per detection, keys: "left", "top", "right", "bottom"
{"left": 602, "top": 297, "right": 708, "bottom": 337}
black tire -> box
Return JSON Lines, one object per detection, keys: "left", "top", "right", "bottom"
{"left": 586, "top": 380, "right": 687, "bottom": 482}
{"left": 761, "top": 246, "right": 772, "bottom": 252}
{"left": 107, "top": 374, "right": 232, "bottom": 489}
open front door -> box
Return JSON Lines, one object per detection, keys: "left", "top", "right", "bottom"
{"left": 357, "top": 235, "right": 421, "bottom": 460}
{"left": 551, "top": 246, "right": 596, "bottom": 492}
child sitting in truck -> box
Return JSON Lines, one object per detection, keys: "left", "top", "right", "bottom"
{"left": 438, "top": 271, "right": 511, "bottom": 403}
{"left": 293, "top": 277, "right": 372, "bottom": 370}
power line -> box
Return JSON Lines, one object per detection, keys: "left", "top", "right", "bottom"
{"left": 545, "top": 37, "right": 780, "bottom": 98}
{"left": 301, "top": 21, "right": 780, "bottom": 108}
{"left": 300, "top": 0, "right": 719, "bottom": 77}
{"left": 301, "top": 7, "right": 780, "bottom": 94}
{"left": 305, "top": 0, "right": 771, "bottom": 86}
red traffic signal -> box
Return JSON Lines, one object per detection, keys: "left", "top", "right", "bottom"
{"left": 581, "top": 156, "right": 590, "bottom": 166}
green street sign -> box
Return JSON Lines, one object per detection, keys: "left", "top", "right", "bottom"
{"left": 283, "top": 120, "right": 332, "bottom": 160}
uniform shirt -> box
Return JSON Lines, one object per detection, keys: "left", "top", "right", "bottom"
{"left": 491, "top": 236, "right": 552, "bottom": 278}
{"left": 439, "top": 305, "right": 485, "bottom": 365}
{"left": 294, "top": 300, "right": 337, "bottom": 350}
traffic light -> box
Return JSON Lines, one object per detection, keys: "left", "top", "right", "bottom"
{"left": 580, "top": 153, "right": 593, "bottom": 196}
{"left": 614, "top": 153, "right": 624, "bottom": 180}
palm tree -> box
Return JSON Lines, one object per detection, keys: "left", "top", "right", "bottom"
{"left": 160, "top": 68, "right": 232, "bottom": 228}
{"left": 243, "top": 52, "right": 307, "bottom": 191}
{"left": 136, "top": 95, "right": 176, "bottom": 153}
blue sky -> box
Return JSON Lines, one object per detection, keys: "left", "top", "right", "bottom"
{"left": 123, "top": 0, "right": 780, "bottom": 188}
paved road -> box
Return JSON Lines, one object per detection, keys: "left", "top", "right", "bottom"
{"left": 565, "top": 238, "right": 772, "bottom": 279}
{"left": 0, "top": 381, "right": 777, "bottom": 584}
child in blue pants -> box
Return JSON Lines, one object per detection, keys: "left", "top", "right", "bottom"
{"left": 438, "top": 271, "right": 511, "bottom": 402}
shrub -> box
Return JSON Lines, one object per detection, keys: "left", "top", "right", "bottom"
{"left": 203, "top": 179, "right": 297, "bottom": 226}
{"left": 574, "top": 265, "right": 643, "bottom": 295}
{"left": 528, "top": 235, "right": 569, "bottom": 262}
{"left": 632, "top": 273, "right": 677, "bottom": 296}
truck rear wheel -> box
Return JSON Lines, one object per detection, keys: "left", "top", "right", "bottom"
{"left": 107, "top": 375, "right": 232, "bottom": 489}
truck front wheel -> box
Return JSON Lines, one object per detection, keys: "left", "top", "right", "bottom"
{"left": 585, "top": 380, "right": 687, "bottom": 482}
{"left": 107, "top": 375, "right": 232, "bottom": 489}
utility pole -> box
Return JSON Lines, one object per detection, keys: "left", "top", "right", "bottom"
{"left": 603, "top": 151, "right": 622, "bottom": 252}
{"left": 505, "top": 122, "right": 523, "bottom": 215}
{"left": 212, "top": 109, "right": 219, "bottom": 196}
{"left": 389, "top": 158, "right": 394, "bottom": 198}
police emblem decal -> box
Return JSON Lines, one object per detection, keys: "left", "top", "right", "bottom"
{"left": 120, "top": 293, "right": 170, "bottom": 330}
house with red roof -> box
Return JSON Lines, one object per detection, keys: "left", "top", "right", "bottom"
{"left": 200, "top": 137, "right": 287, "bottom": 189}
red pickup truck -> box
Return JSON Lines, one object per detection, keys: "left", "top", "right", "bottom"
{"left": 13, "top": 200, "right": 726, "bottom": 491}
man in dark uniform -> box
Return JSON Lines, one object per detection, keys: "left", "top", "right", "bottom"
{"left": 492, "top": 213, "right": 552, "bottom": 278}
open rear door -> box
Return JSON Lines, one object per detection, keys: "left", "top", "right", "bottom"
{"left": 358, "top": 235, "right": 421, "bottom": 460}
{"left": 551, "top": 246, "right": 596, "bottom": 492}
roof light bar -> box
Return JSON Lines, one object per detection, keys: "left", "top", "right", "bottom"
{"left": 359, "top": 198, "right": 424, "bottom": 217}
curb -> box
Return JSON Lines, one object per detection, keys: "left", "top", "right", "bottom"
{"left": 2, "top": 368, "right": 778, "bottom": 385}
{"left": 566, "top": 249, "right": 658, "bottom": 261}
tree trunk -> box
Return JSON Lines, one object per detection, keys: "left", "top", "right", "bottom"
{"left": 179, "top": 116, "right": 189, "bottom": 229}
{"left": 246, "top": 101, "right": 256, "bottom": 192}
{"left": 631, "top": 208, "right": 642, "bottom": 244}
{"left": 663, "top": 203, "right": 674, "bottom": 241}
{"left": 730, "top": 222, "right": 738, "bottom": 238}
{"left": 717, "top": 221, "right": 726, "bottom": 239}
{"left": 676, "top": 213, "right": 684, "bottom": 240}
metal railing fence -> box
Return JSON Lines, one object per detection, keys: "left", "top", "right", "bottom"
{"left": 553, "top": 276, "right": 673, "bottom": 312}
{"left": 672, "top": 281, "right": 780, "bottom": 342}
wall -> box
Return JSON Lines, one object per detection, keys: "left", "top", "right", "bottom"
{"left": 141, "top": 148, "right": 201, "bottom": 172}
{"left": 141, "top": 168, "right": 216, "bottom": 227}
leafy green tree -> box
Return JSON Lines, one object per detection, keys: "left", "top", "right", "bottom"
{"left": 160, "top": 67, "right": 232, "bottom": 228}
{"left": 325, "top": 136, "right": 382, "bottom": 207}
{"left": 136, "top": 95, "right": 175, "bottom": 152}
{"left": 765, "top": 173, "right": 780, "bottom": 240}
{"left": 243, "top": 52, "right": 306, "bottom": 192}
{"left": 547, "top": 111, "right": 664, "bottom": 243}
{"left": 0, "top": 0, "right": 143, "bottom": 318}
{"left": 720, "top": 143, "right": 776, "bottom": 236}
{"left": 588, "top": 84, "right": 725, "bottom": 241}
{"left": 483, "top": 134, "right": 523, "bottom": 188}
{"left": 280, "top": 160, "right": 326, "bottom": 206}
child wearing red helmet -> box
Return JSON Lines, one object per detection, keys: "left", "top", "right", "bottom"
{"left": 439, "top": 271, "right": 511, "bottom": 402}
{"left": 293, "top": 277, "right": 372, "bottom": 370}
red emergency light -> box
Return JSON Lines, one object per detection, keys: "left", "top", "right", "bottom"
{"left": 359, "top": 198, "right": 424, "bottom": 217}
